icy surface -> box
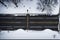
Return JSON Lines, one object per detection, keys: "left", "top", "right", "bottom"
{"left": 0, "top": 29, "right": 60, "bottom": 39}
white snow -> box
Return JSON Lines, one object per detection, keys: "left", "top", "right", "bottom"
{"left": 0, "top": 0, "right": 60, "bottom": 39}
{"left": 0, "top": 29, "right": 60, "bottom": 39}
{"left": 0, "top": 0, "right": 59, "bottom": 15}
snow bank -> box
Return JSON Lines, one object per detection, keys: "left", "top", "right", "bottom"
{"left": 0, "top": 29, "right": 60, "bottom": 39}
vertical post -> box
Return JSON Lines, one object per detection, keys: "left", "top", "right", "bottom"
{"left": 27, "top": 14, "right": 28, "bottom": 31}
{"left": 58, "top": 14, "right": 60, "bottom": 33}
{"left": 26, "top": 9, "right": 30, "bottom": 32}
{"left": 58, "top": 7, "right": 60, "bottom": 33}
{"left": 26, "top": 14, "right": 30, "bottom": 32}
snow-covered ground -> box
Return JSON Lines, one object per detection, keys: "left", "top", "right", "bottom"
{"left": 0, "top": 0, "right": 60, "bottom": 39}
{"left": 0, "top": 29, "right": 60, "bottom": 39}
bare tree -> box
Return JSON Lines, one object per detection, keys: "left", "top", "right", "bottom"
{"left": 0, "top": 0, "right": 7, "bottom": 7}
{"left": 0, "top": 0, "right": 21, "bottom": 7}
{"left": 37, "top": 0, "right": 59, "bottom": 14}
{"left": 11, "top": 0, "right": 21, "bottom": 7}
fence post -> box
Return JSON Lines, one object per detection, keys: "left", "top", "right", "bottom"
{"left": 58, "top": 14, "right": 60, "bottom": 33}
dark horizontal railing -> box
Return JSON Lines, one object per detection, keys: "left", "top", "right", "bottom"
{"left": 0, "top": 14, "right": 59, "bottom": 31}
